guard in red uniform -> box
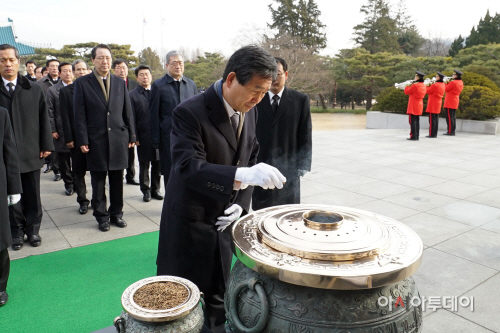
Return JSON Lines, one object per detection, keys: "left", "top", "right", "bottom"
{"left": 443, "top": 69, "right": 464, "bottom": 136}
{"left": 425, "top": 72, "right": 445, "bottom": 138}
{"left": 404, "top": 71, "right": 427, "bottom": 141}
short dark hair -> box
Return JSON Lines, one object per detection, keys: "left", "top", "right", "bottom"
{"left": 112, "top": 58, "right": 127, "bottom": 69}
{"left": 72, "top": 59, "right": 89, "bottom": 71}
{"left": 135, "top": 64, "right": 151, "bottom": 76}
{"left": 26, "top": 59, "right": 37, "bottom": 66}
{"left": 41, "top": 66, "right": 47, "bottom": 73}
{"left": 222, "top": 45, "right": 277, "bottom": 85}
{"left": 91, "top": 44, "right": 112, "bottom": 60}
{"left": 0, "top": 44, "right": 20, "bottom": 60}
{"left": 58, "top": 62, "right": 72, "bottom": 72}
{"left": 275, "top": 57, "right": 288, "bottom": 72}
{"left": 46, "top": 58, "right": 60, "bottom": 68}
{"left": 35, "top": 66, "right": 43, "bottom": 73}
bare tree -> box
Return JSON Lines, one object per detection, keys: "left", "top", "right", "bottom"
{"left": 418, "top": 33, "right": 451, "bottom": 57}
{"left": 260, "top": 33, "right": 334, "bottom": 108}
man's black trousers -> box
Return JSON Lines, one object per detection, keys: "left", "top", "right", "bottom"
{"left": 9, "top": 170, "right": 42, "bottom": 238}
{"left": 0, "top": 249, "right": 9, "bottom": 292}
{"left": 428, "top": 114, "right": 439, "bottom": 137}
{"left": 139, "top": 161, "right": 161, "bottom": 193}
{"left": 409, "top": 115, "right": 420, "bottom": 140}
{"left": 90, "top": 170, "right": 124, "bottom": 224}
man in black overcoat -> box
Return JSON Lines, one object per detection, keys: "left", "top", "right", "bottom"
{"left": 156, "top": 45, "right": 286, "bottom": 333}
{"left": 0, "top": 107, "right": 22, "bottom": 306}
{"left": 149, "top": 50, "right": 197, "bottom": 188}
{"left": 0, "top": 44, "right": 54, "bottom": 250}
{"left": 74, "top": 44, "right": 136, "bottom": 232}
{"left": 24, "top": 60, "right": 37, "bottom": 82}
{"left": 60, "top": 59, "right": 91, "bottom": 214}
{"left": 47, "top": 62, "right": 75, "bottom": 195}
{"left": 129, "top": 65, "right": 163, "bottom": 202}
{"left": 112, "top": 58, "right": 139, "bottom": 185}
{"left": 252, "top": 57, "right": 312, "bottom": 210}
{"left": 38, "top": 58, "right": 61, "bottom": 178}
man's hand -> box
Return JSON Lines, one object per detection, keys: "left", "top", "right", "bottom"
{"left": 128, "top": 142, "right": 135, "bottom": 148}
{"left": 52, "top": 132, "right": 59, "bottom": 139}
{"left": 235, "top": 163, "right": 286, "bottom": 189}
{"left": 80, "top": 145, "right": 89, "bottom": 153}
{"left": 66, "top": 141, "right": 74, "bottom": 148}
{"left": 7, "top": 194, "right": 21, "bottom": 206}
{"left": 215, "top": 204, "right": 243, "bottom": 232}
{"left": 136, "top": 141, "right": 140, "bottom": 146}
{"left": 40, "top": 151, "right": 51, "bottom": 158}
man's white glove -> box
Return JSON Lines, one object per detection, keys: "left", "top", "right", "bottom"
{"left": 298, "top": 170, "right": 308, "bottom": 177}
{"left": 8, "top": 194, "right": 21, "bottom": 206}
{"left": 235, "top": 163, "right": 286, "bottom": 189}
{"left": 215, "top": 204, "right": 243, "bottom": 232}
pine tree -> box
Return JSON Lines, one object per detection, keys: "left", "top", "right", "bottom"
{"left": 394, "top": 0, "right": 424, "bottom": 55}
{"left": 465, "top": 10, "right": 500, "bottom": 48}
{"left": 448, "top": 35, "right": 465, "bottom": 57}
{"left": 267, "top": 0, "right": 327, "bottom": 51}
{"left": 352, "top": 0, "right": 401, "bottom": 54}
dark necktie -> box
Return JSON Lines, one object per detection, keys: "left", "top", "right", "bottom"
{"left": 272, "top": 94, "right": 280, "bottom": 113}
{"left": 145, "top": 89, "right": 151, "bottom": 99}
{"left": 230, "top": 113, "right": 239, "bottom": 139}
{"left": 7, "top": 82, "right": 14, "bottom": 97}
{"left": 102, "top": 78, "right": 107, "bottom": 87}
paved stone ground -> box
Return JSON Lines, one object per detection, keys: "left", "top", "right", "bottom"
{"left": 9, "top": 121, "right": 500, "bottom": 332}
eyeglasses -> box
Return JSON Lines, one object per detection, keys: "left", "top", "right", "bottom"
{"left": 169, "top": 61, "right": 183, "bottom": 67}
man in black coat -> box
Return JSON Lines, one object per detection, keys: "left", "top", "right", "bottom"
{"left": 252, "top": 57, "right": 312, "bottom": 210}
{"left": 47, "top": 62, "right": 75, "bottom": 195}
{"left": 0, "top": 44, "right": 54, "bottom": 250}
{"left": 24, "top": 60, "right": 37, "bottom": 82}
{"left": 74, "top": 44, "right": 136, "bottom": 232}
{"left": 60, "top": 59, "right": 91, "bottom": 214}
{"left": 38, "top": 58, "right": 61, "bottom": 178}
{"left": 149, "top": 50, "right": 197, "bottom": 188}
{"left": 156, "top": 45, "right": 286, "bottom": 333}
{"left": 112, "top": 58, "right": 139, "bottom": 185}
{"left": 130, "top": 65, "right": 163, "bottom": 202}
{"left": 0, "top": 107, "right": 22, "bottom": 306}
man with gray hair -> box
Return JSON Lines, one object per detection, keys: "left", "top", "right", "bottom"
{"left": 149, "top": 50, "right": 197, "bottom": 189}
{"left": 60, "top": 59, "right": 91, "bottom": 214}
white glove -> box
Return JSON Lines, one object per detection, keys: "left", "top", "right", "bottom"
{"left": 8, "top": 194, "right": 21, "bottom": 206}
{"left": 298, "top": 170, "right": 308, "bottom": 177}
{"left": 215, "top": 204, "right": 243, "bottom": 232}
{"left": 235, "top": 163, "right": 286, "bottom": 189}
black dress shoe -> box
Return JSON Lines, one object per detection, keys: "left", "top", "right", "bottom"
{"left": 443, "top": 133, "right": 455, "bottom": 136}
{"left": 54, "top": 173, "right": 62, "bottom": 181}
{"left": 151, "top": 191, "right": 164, "bottom": 200}
{"left": 98, "top": 221, "right": 110, "bottom": 232}
{"left": 406, "top": 138, "right": 418, "bottom": 141}
{"left": 143, "top": 191, "right": 151, "bottom": 202}
{"left": 110, "top": 217, "right": 127, "bottom": 228}
{"left": 425, "top": 135, "right": 437, "bottom": 138}
{"left": 65, "top": 188, "right": 74, "bottom": 196}
{"left": 29, "top": 234, "right": 42, "bottom": 247}
{"left": 43, "top": 165, "right": 52, "bottom": 173}
{"left": 11, "top": 238, "right": 23, "bottom": 251}
{"left": 79, "top": 203, "right": 89, "bottom": 214}
{"left": 0, "top": 291, "right": 8, "bottom": 306}
{"left": 126, "top": 179, "right": 140, "bottom": 185}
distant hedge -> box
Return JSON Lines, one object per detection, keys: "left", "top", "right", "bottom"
{"left": 373, "top": 71, "right": 500, "bottom": 120}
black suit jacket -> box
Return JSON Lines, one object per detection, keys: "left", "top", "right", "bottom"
{"left": 60, "top": 84, "right": 87, "bottom": 173}
{"left": 149, "top": 74, "right": 197, "bottom": 175}
{"left": 252, "top": 87, "right": 312, "bottom": 210}
{"left": 130, "top": 86, "right": 157, "bottom": 162}
{"left": 156, "top": 83, "right": 258, "bottom": 295}
{"left": 0, "top": 74, "right": 54, "bottom": 173}
{"left": 73, "top": 71, "right": 136, "bottom": 171}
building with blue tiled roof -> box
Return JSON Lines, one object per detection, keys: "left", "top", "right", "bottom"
{"left": 0, "top": 19, "right": 35, "bottom": 56}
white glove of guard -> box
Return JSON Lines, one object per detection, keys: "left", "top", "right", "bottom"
{"left": 215, "top": 204, "right": 243, "bottom": 232}
{"left": 235, "top": 163, "right": 286, "bottom": 189}
{"left": 298, "top": 170, "right": 308, "bottom": 177}
{"left": 8, "top": 194, "right": 21, "bottom": 206}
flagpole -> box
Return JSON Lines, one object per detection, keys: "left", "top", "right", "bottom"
{"left": 142, "top": 13, "right": 145, "bottom": 50}
{"left": 161, "top": 14, "right": 164, "bottom": 69}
